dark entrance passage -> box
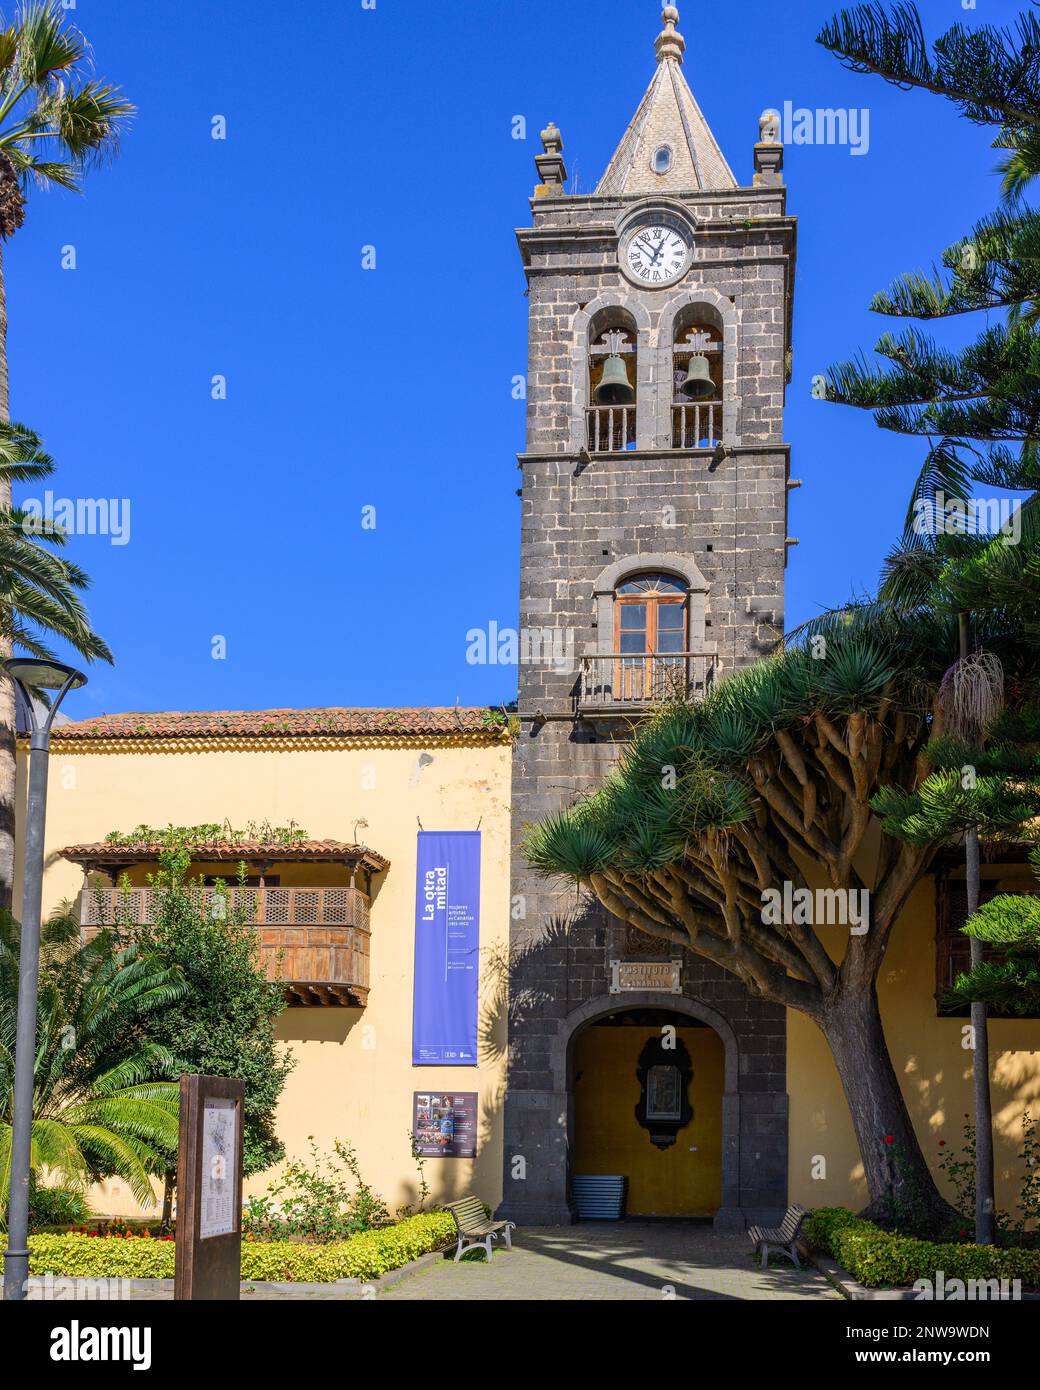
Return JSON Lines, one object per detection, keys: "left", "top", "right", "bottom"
{"left": 572, "top": 1008, "right": 723, "bottom": 1219}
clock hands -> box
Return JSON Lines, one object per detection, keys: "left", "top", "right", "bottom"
{"left": 630, "top": 227, "right": 686, "bottom": 278}
{"left": 637, "top": 233, "right": 667, "bottom": 267}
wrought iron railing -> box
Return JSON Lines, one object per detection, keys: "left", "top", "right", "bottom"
{"left": 577, "top": 652, "right": 716, "bottom": 710}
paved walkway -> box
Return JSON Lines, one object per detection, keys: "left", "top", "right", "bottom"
{"left": 382, "top": 1222, "right": 839, "bottom": 1301}
{"left": 26, "top": 1224, "right": 839, "bottom": 1301}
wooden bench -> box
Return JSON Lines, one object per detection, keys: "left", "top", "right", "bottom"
{"left": 748, "top": 1204, "right": 809, "bottom": 1269}
{"left": 443, "top": 1196, "right": 516, "bottom": 1264}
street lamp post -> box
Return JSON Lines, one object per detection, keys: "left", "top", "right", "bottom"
{"left": 2, "top": 658, "right": 86, "bottom": 1302}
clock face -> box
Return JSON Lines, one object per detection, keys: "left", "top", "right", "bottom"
{"left": 624, "top": 223, "right": 690, "bottom": 285}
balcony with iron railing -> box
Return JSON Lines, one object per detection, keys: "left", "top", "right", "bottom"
{"left": 577, "top": 651, "right": 717, "bottom": 717}
{"left": 80, "top": 884, "right": 371, "bottom": 1007}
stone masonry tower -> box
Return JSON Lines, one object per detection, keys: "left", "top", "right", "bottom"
{"left": 501, "top": 8, "right": 797, "bottom": 1228}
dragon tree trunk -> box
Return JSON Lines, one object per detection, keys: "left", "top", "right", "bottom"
{"left": 822, "top": 983, "right": 959, "bottom": 1231}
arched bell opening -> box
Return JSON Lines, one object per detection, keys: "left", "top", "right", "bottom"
{"left": 587, "top": 307, "right": 638, "bottom": 452}
{"left": 672, "top": 304, "right": 723, "bottom": 449}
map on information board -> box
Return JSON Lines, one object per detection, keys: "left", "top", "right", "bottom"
{"left": 199, "top": 1098, "right": 238, "bottom": 1239}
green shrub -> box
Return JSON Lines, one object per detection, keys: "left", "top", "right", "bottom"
{"left": 242, "top": 1138, "right": 389, "bottom": 1243}
{"left": 806, "top": 1206, "right": 1040, "bottom": 1289}
{"left": 27, "top": 1211, "right": 455, "bottom": 1283}
{"left": 28, "top": 1232, "right": 177, "bottom": 1279}
{"left": 28, "top": 1185, "right": 93, "bottom": 1233}
{"left": 240, "top": 1212, "right": 454, "bottom": 1282}
{"left": 803, "top": 1205, "right": 871, "bottom": 1254}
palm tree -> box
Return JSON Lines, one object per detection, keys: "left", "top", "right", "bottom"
{"left": 0, "top": 419, "right": 112, "bottom": 912}
{"left": 0, "top": 2, "right": 132, "bottom": 905}
{"left": 0, "top": 420, "right": 112, "bottom": 658}
{"left": 0, "top": 906, "right": 183, "bottom": 1221}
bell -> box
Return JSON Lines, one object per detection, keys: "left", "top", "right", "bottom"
{"left": 594, "top": 354, "right": 635, "bottom": 406}
{"left": 680, "top": 354, "right": 714, "bottom": 400}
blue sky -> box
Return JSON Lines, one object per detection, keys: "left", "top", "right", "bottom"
{"left": 8, "top": 0, "right": 1006, "bottom": 720}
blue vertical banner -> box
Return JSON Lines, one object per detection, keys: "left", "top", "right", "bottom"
{"left": 412, "top": 831, "right": 481, "bottom": 1065}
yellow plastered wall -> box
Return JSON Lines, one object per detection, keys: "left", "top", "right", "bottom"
{"left": 788, "top": 871, "right": 1040, "bottom": 1216}
{"left": 17, "top": 737, "right": 511, "bottom": 1219}
{"left": 572, "top": 1024, "right": 723, "bottom": 1216}
{"left": 23, "top": 735, "right": 1040, "bottom": 1224}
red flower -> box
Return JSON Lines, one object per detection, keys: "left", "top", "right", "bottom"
{"left": 884, "top": 1135, "right": 894, "bottom": 1144}
{"left": 939, "top": 1140, "right": 946, "bottom": 1148}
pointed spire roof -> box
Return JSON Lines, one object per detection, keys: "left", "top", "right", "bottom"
{"left": 596, "top": 6, "right": 737, "bottom": 197}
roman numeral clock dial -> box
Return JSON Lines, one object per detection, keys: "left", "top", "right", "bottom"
{"left": 621, "top": 219, "right": 691, "bottom": 287}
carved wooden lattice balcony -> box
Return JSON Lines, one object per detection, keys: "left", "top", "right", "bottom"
{"left": 80, "top": 885, "right": 371, "bottom": 1007}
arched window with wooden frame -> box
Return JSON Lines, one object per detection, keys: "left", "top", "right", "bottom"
{"left": 614, "top": 571, "right": 689, "bottom": 701}
{"left": 582, "top": 553, "right": 714, "bottom": 712}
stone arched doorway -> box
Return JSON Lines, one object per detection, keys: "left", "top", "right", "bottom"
{"left": 497, "top": 955, "right": 788, "bottom": 1231}
{"left": 552, "top": 991, "right": 745, "bottom": 1232}
{"left": 571, "top": 1005, "right": 724, "bottom": 1218}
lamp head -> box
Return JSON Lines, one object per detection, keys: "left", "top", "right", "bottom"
{"left": 4, "top": 658, "right": 87, "bottom": 691}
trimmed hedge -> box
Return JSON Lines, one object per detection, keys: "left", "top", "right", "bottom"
{"left": 28, "top": 1233, "right": 177, "bottom": 1279}
{"left": 28, "top": 1211, "right": 455, "bottom": 1283}
{"left": 805, "top": 1206, "right": 1040, "bottom": 1290}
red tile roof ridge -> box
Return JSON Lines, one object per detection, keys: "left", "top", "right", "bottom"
{"left": 49, "top": 706, "right": 507, "bottom": 740}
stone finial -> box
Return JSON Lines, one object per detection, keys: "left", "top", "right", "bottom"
{"left": 759, "top": 109, "right": 781, "bottom": 143}
{"left": 540, "top": 121, "right": 563, "bottom": 154}
{"left": 655, "top": 5, "right": 685, "bottom": 64}
{"left": 754, "top": 107, "right": 784, "bottom": 187}
{"left": 534, "top": 120, "right": 568, "bottom": 198}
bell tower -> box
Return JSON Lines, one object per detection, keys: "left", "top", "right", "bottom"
{"left": 501, "top": 7, "right": 797, "bottom": 1228}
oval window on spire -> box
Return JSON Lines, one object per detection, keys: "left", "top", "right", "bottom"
{"left": 652, "top": 145, "right": 673, "bottom": 175}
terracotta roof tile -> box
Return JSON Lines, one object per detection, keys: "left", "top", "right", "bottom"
{"left": 62, "top": 838, "right": 390, "bottom": 870}
{"left": 49, "top": 707, "right": 508, "bottom": 742}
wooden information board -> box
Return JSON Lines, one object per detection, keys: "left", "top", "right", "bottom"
{"left": 174, "top": 1074, "right": 244, "bottom": 1301}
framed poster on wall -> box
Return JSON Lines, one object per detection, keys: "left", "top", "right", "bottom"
{"left": 412, "top": 1091, "right": 478, "bottom": 1158}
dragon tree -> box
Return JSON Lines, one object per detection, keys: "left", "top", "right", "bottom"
{"left": 525, "top": 604, "right": 1036, "bottom": 1228}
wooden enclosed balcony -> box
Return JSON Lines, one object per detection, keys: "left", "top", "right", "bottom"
{"left": 63, "top": 835, "right": 388, "bottom": 1007}
{"left": 577, "top": 652, "right": 717, "bottom": 717}
{"left": 79, "top": 884, "right": 372, "bottom": 1007}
